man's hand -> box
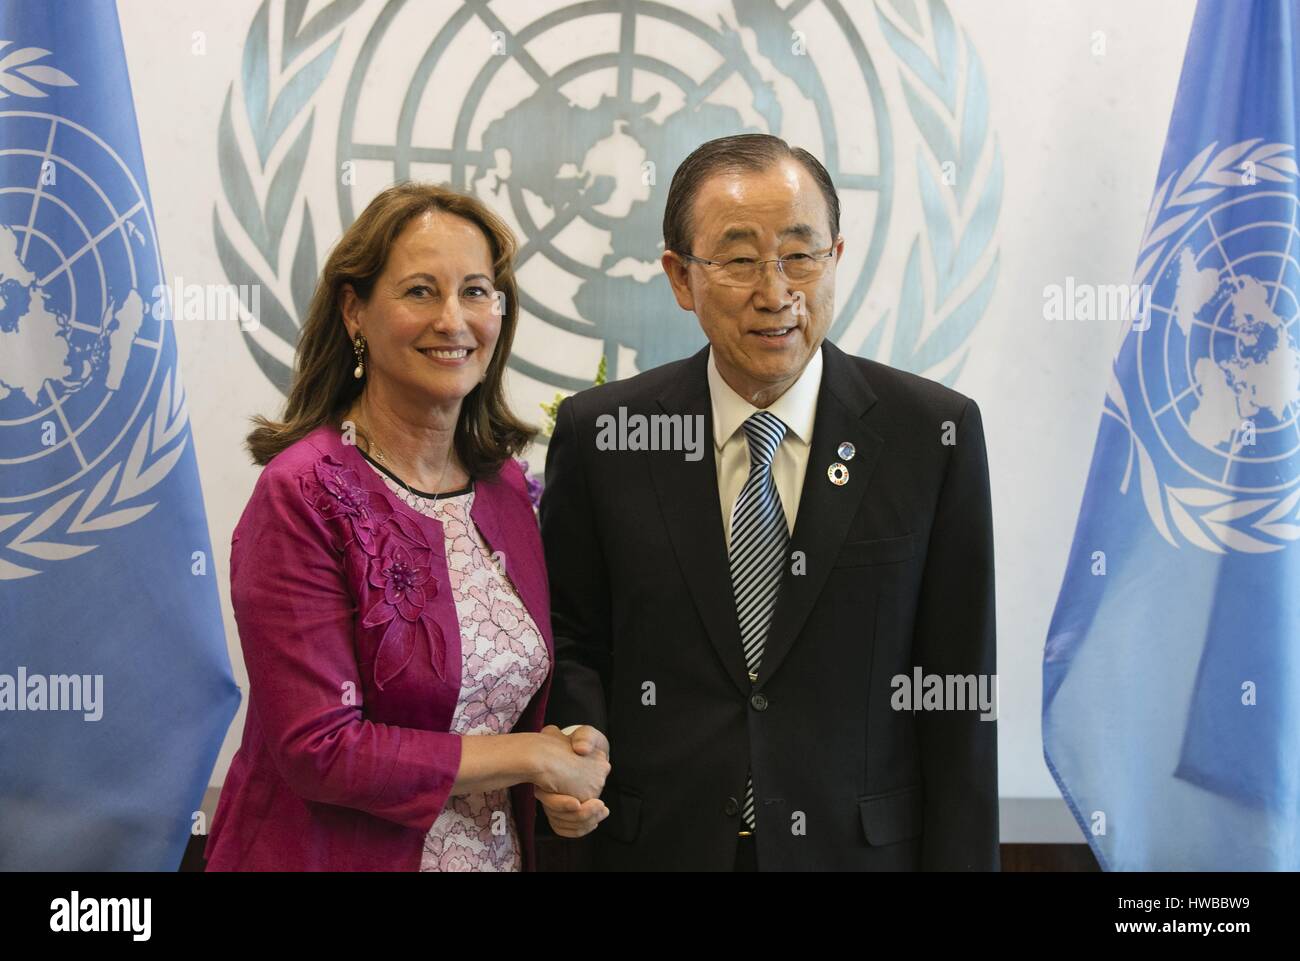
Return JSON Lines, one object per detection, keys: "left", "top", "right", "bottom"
{"left": 567, "top": 724, "right": 610, "bottom": 759}
{"left": 536, "top": 725, "right": 611, "bottom": 838}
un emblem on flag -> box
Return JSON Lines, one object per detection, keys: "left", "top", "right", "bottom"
{"left": 0, "top": 107, "right": 190, "bottom": 581}
{"left": 1116, "top": 139, "right": 1300, "bottom": 553}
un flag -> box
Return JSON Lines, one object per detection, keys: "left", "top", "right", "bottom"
{"left": 0, "top": 1, "right": 239, "bottom": 869}
{"left": 1044, "top": 0, "right": 1300, "bottom": 870}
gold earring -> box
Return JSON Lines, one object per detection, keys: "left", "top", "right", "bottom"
{"left": 352, "top": 334, "right": 367, "bottom": 379}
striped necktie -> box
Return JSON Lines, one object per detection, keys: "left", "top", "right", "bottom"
{"left": 728, "top": 410, "right": 789, "bottom": 832}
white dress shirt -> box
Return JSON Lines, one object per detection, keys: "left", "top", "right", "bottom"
{"left": 707, "top": 344, "right": 823, "bottom": 550}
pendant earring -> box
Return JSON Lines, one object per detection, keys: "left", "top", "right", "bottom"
{"left": 352, "top": 334, "right": 367, "bottom": 379}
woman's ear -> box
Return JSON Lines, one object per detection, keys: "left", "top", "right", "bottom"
{"left": 340, "top": 282, "right": 362, "bottom": 338}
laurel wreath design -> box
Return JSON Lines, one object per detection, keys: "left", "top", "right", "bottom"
{"left": 870, "top": 0, "right": 1002, "bottom": 386}
{"left": 0, "top": 365, "right": 192, "bottom": 580}
{"left": 0, "top": 42, "right": 76, "bottom": 97}
{"left": 1103, "top": 138, "right": 1300, "bottom": 554}
{"left": 214, "top": 0, "right": 364, "bottom": 394}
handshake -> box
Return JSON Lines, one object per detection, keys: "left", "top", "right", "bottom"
{"left": 533, "top": 724, "right": 611, "bottom": 838}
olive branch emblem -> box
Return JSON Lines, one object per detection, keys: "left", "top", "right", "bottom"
{"left": 215, "top": 0, "right": 1001, "bottom": 418}
{"left": 0, "top": 364, "right": 192, "bottom": 580}
{"left": 0, "top": 35, "right": 188, "bottom": 580}
{"left": 214, "top": 0, "right": 364, "bottom": 394}
{"left": 869, "top": 0, "right": 1002, "bottom": 386}
{"left": 1104, "top": 139, "right": 1300, "bottom": 554}
{"left": 0, "top": 42, "right": 76, "bottom": 97}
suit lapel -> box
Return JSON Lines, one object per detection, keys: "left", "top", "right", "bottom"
{"left": 648, "top": 347, "right": 752, "bottom": 697}
{"left": 756, "top": 340, "right": 882, "bottom": 687}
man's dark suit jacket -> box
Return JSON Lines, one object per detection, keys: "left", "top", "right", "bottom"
{"left": 539, "top": 339, "right": 998, "bottom": 871}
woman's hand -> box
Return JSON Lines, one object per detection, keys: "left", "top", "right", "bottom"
{"left": 531, "top": 725, "right": 611, "bottom": 801}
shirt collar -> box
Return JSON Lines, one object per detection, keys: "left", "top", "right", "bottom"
{"left": 707, "top": 343, "right": 824, "bottom": 450}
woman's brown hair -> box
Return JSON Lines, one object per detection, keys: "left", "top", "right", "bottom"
{"left": 245, "top": 181, "right": 535, "bottom": 476}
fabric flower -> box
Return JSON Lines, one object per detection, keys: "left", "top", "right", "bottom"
{"left": 300, "top": 455, "right": 391, "bottom": 554}
{"left": 361, "top": 528, "right": 444, "bottom": 688}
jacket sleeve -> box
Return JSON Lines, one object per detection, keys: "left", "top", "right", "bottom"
{"left": 230, "top": 461, "right": 462, "bottom": 832}
{"left": 538, "top": 395, "right": 612, "bottom": 734}
{"left": 912, "top": 397, "right": 1000, "bottom": 870}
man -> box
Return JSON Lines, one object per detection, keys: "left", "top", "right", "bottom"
{"left": 537, "top": 133, "right": 998, "bottom": 871}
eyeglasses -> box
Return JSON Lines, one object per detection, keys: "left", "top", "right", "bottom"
{"left": 678, "top": 244, "right": 837, "bottom": 287}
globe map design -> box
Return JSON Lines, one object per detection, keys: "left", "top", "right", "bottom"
{"left": 0, "top": 224, "right": 142, "bottom": 407}
{"left": 1138, "top": 191, "right": 1300, "bottom": 495}
{"left": 334, "top": 0, "right": 890, "bottom": 390}
{"left": 0, "top": 111, "right": 161, "bottom": 505}
{"left": 1173, "top": 246, "right": 1300, "bottom": 455}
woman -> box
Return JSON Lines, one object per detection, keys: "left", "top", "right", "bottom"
{"left": 204, "top": 182, "right": 608, "bottom": 871}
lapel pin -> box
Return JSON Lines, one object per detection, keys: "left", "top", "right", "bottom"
{"left": 827, "top": 462, "right": 849, "bottom": 486}
{"left": 837, "top": 441, "right": 856, "bottom": 461}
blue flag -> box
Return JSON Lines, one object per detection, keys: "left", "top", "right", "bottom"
{"left": 1044, "top": 0, "right": 1300, "bottom": 870}
{"left": 0, "top": 1, "right": 239, "bottom": 869}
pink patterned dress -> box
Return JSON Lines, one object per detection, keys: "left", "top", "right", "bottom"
{"left": 361, "top": 455, "right": 549, "bottom": 872}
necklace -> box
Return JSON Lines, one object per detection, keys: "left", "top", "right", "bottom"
{"left": 364, "top": 428, "right": 454, "bottom": 510}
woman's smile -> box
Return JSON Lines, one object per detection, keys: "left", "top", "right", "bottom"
{"left": 416, "top": 345, "right": 475, "bottom": 366}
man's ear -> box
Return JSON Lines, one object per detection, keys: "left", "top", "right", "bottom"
{"left": 660, "top": 251, "right": 696, "bottom": 312}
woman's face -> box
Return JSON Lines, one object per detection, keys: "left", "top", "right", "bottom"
{"left": 343, "top": 209, "right": 501, "bottom": 416}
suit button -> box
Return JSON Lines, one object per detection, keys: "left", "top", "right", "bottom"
{"left": 750, "top": 692, "right": 768, "bottom": 711}
{"left": 724, "top": 797, "right": 739, "bottom": 817}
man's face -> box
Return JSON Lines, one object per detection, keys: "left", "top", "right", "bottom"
{"left": 662, "top": 158, "right": 843, "bottom": 406}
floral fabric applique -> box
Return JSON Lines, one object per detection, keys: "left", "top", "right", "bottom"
{"left": 300, "top": 455, "right": 445, "bottom": 687}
